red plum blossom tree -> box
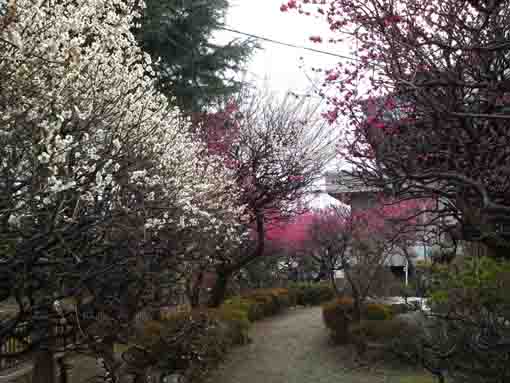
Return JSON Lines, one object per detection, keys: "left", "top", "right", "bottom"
{"left": 283, "top": 0, "right": 510, "bottom": 256}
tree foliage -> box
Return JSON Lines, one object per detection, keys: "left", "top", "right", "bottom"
{"left": 137, "top": 0, "right": 255, "bottom": 112}
{"left": 285, "top": 0, "right": 510, "bottom": 379}
{"left": 261, "top": 199, "right": 422, "bottom": 317}
{"left": 193, "top": 90, "right": 336, "bottom": 306}
{"left": 0, "top": 0, "right": 245, "bottom": 374}
{"left": 400, "top": 255, "right": 510, "bottom": 383}
{"left": 285, "top": 0, "right": 510, "bottom": 255}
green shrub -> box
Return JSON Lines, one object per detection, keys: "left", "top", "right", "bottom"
{"left": 363, "top": 303, "right": 393, "bottom": 320}
{"left": 288, "top": 283, "right": 335, "bottom": 306}
{"left": 250, "top": 294, "right": 278, "bottom": 316}
{"left": 349, "top": 318, "right": 410, "bottom": 344}
{"left": 221, "top": 297, "right": 264, "bottom": 321}
{"left": 322, "top": 297, "right": 395, "bottom": 344}
{"left": 398, "top": 376, "right": 436, "bottom": 383}
{"left": 132, "top": 286, "right": 311, "bottom": 382}
{"left": 134, "top": 310, "right": 229, "bottom": 382}
{"left": 348, "top": 316, "right": 426, "bottom": 364}
{"left": 270, "top": 288, "right": 291, "bottom": 308}
{"left": 221, "top": 288, "right": 291, "bottom": 322}
{"left": 390, "top": 303, "right": 411, "bottom": 316}
{"left": 242, "top": 288, "right": 291, "bottom": 318}
{"left": 211, "top": 306, "right": 251, "bottom": 345}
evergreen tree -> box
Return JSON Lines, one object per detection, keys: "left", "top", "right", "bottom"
{"left": 138, "top": 0, "right": 256, "bottom": 112}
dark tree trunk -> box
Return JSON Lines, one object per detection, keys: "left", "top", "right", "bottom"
{"left": 207, "top": 212, "right": 266, "bottom": 308}
{"left": 208, "top": 269, "right": 230, "bottom": 308}
{"left": 351, "top": 288, "right": 362, "bottom": 324}
{"left": 56, "top": 357, "right": 69, "bottom": 383}
{"left": 33, "top": 350, "right": 55, "bottom": 383}
{"left": 187, "top": 271, "right": 204, "bottom": 308}
{"left": 330, "top": 271, "right": 339, "bottom": 295}
{"left": 313, "top": 260, "right": 328, "bottom": 282}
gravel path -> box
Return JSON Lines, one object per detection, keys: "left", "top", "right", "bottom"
{"left": 208, "top": 306, "right": 426, "bottom": 383}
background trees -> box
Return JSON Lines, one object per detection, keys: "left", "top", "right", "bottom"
{"left": 259, "top": 197, "right": 422, "bottom": 320}
{"left": 320, "top": 201, "right": 420, "bottom": 318}
{"left": 265, "top": 208, "right": 349, "bottom": 287}
{"left": 137, "top": 0, "right": 255, "bottom": 112}
{"left": 193, "top": 90, "right": 336, "bottom": 306}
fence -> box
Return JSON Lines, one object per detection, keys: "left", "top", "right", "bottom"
{"left": 0, "top": 305, "right": 185, "bottom": 372}
{"left": 0, "top": 319, "right": 78, "bottom": 372}
{"left": 0, "top": 321, "right": 30, "bottom": 371}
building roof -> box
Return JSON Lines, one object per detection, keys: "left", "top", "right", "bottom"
{"left": 325, "top": 171, "right": 380, "bottom": 196}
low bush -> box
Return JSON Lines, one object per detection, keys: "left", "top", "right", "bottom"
{"left": 242, "top": 288, "right": 291, "bottom": 318}
{"left": 389, "top": 303, "right": 411, "bottom": 316}
{"left": 221, "top": 297, "right": 264, "bottom": 321}
{"left": 159, "top": 305, "right": 190, "bottom": 320}
{"left": 363, "top": 303, "right": 393, "bottom": 320}
{"left": 134, "top": 310, "right": 229, "bottom": 382}
{"left": 210, "top": 306, "right": 251, "bottom": 345}
{"left": 129, "top": 286, "right": 337, "bottom": 381}
{"left": 249, "top": 294, "right": 278, "bottom": 316}
{"left": 349, "top": 318, "right": 410, "bottom": 344}
{"left": 288, "top": 283, "right": 335, "bottom": 306}
{"left": 222, "top": 288, "right": 291, "bottom": 322}
{"left": 322, "top": 297, "right": 395, "bottom": 344}
{"left": 398, "top": 376, "right": 436, "bottom": 383}
{"left": 348, "top": 314, "right": 428, "bottom": 365}
{"left": 322, "top": 297, "right": 355, "bottom": 343}
{"left": 347, "top": 317, "right": 425, "bottom": 362}
{"left": 136, "top": 319, "right": 166, "bottom": 347}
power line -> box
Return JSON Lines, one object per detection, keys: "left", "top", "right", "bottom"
{"left": 218, "top": 26, "right": 361, "bottom": 62}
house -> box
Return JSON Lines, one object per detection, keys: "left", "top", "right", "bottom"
{"left": 325, "top": 171, "right": 379, "bottom": 211}
{"left": 325, "top": 170, "right": 427, "bottom": 283}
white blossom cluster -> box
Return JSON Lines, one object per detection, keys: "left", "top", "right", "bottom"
{"left": 0, "top": 0, "right": 245, "bottom": 244}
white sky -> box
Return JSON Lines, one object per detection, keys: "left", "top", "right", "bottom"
{"left": 214, "top": 0, "right": 353, "bottom": 97}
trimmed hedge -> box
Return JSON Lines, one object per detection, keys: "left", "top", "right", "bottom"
{"left": 364, "top": 303, "right": 393, "bottom": 320}
{"left": 127, "top": 285, "right": 334, "bottom": 382}
{"left": 243, "top": 288, "right": 291, "bottom": 316}
{"left": 221, "top": 288, "right": 291, "bottom": 322}
{"left": 211, "top": 305, "right": 251, "bottom": 345}
{"left": 322, "top": 297, "right": 394, "bottom": 344}
{"left": 134, "top": 311, "right": 230, "bottom": 382}
{"left": 129, "top": 285, "right": 331, "bottom": 382}
{"left": 389, "top": 303, "right": 411, "bottom": 316}
{"left": 398, "top": 376, "right": 435, "bottom": 383}
{"left": 221, "top": 296, "right": 264, "bottom": 321}
{"left": 288, "top": 282, "right": 335, "bottom": 306}
{"left": 221, "top": 284, "right": 334, "bottom": 322}
{"left": 322, "top": 297, "right": 355, "bottom": 343}
{"left": 349, "top": 318, "right": 410, "bottom": 344}
{"left": 348, "top": 316, "right": 425, "bottom": 363}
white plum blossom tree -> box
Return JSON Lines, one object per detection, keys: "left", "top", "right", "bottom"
{"left": 0, "top": 0, "right": 245, "bottom": 377}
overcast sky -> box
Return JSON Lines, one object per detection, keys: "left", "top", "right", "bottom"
{"left": 214, "top": 0, "right": 352, "bottom": 97}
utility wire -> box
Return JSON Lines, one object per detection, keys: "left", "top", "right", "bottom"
{"left": 218, "top": 26, "right": 362, "bottom": 62}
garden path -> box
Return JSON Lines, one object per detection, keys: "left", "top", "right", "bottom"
{"left": 208, "top": 306, "right": 428, "bottom": 383}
